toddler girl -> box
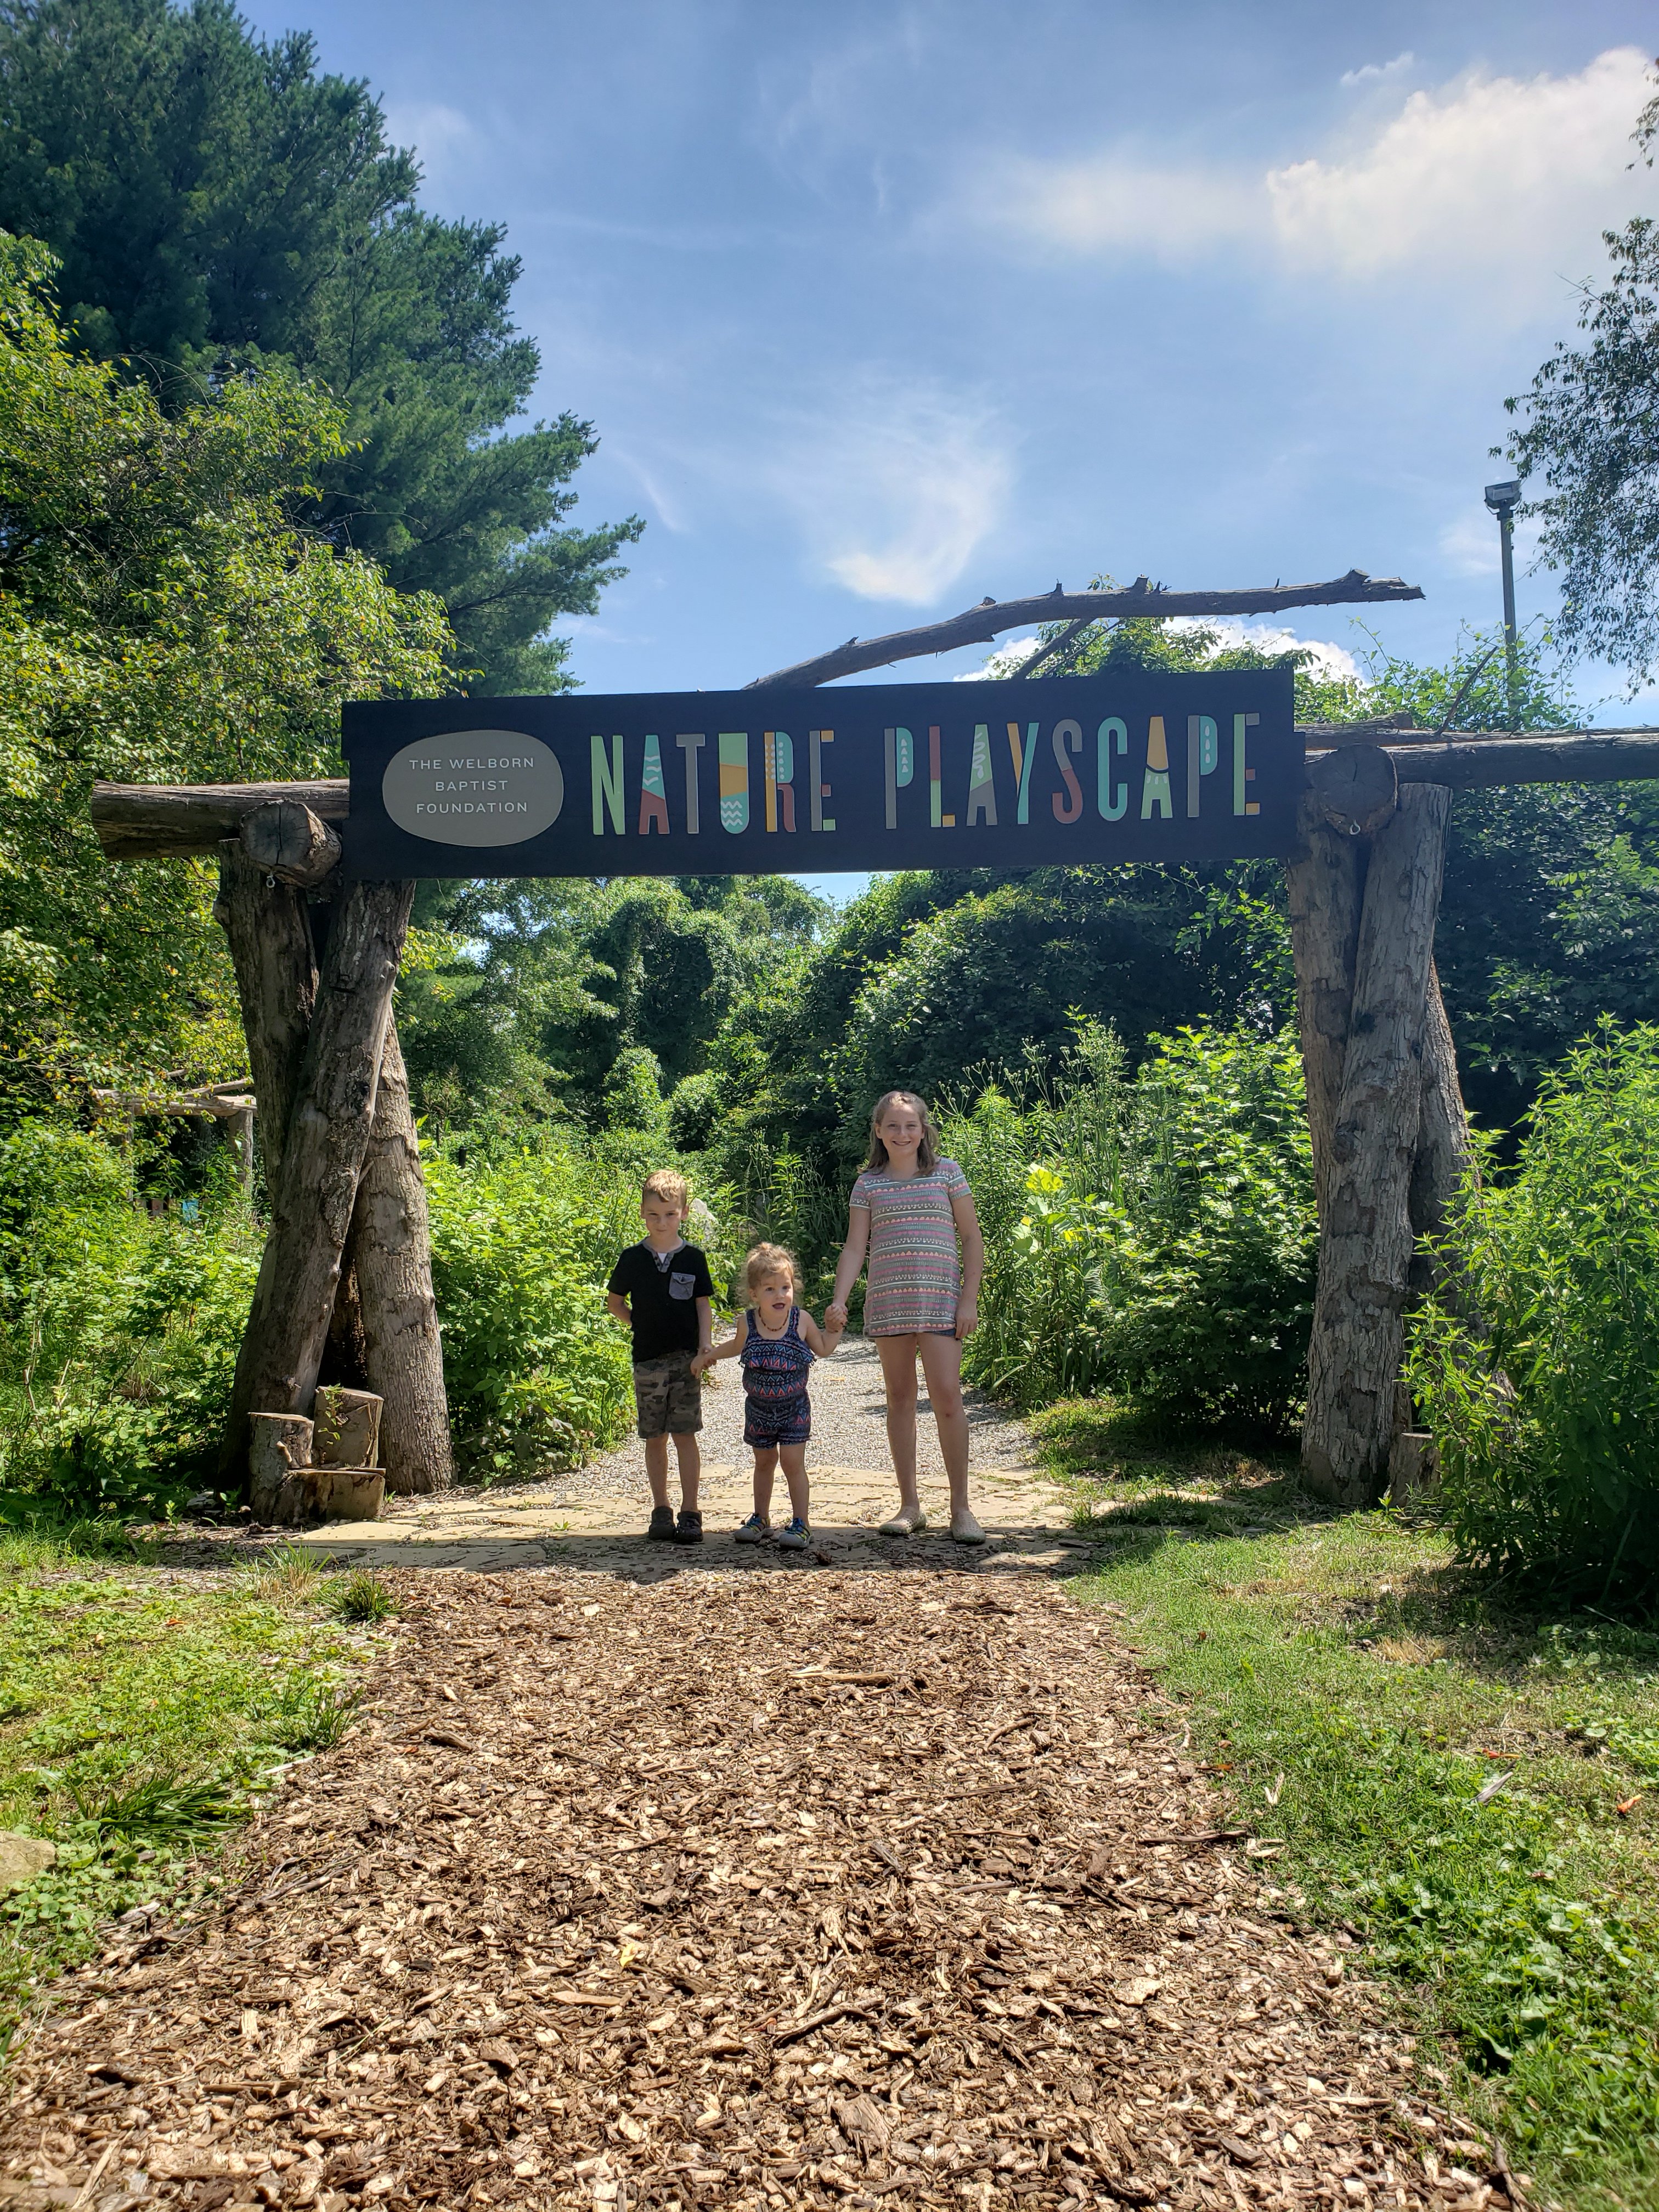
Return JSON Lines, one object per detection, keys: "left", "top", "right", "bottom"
{"left": 695, "top": 1243, "right": 843, "bottom": 1549}
{"left": 825, "top": 1089, "right": 986, "bottom": 1543}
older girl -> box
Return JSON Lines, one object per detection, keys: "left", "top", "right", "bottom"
{"left": 825, "top": 1090, "right": 985, "bottom": 1543}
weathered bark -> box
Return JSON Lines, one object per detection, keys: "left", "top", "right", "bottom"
{"left": 1386, "top": 730, "right": 1659, "bottom": 787}
{"left": 93, "top": 778, "right": 348, "bottom": 859}
{"left": 219, "top": 879, "right": 414, "bottom": 1491}
{"left": 215, "top": 842, "right": 317, "bottom": 1194}
{"left": 249, "top": 1412, "right": 313, "bottom": 1526}
{"left": 241, "top": 798, "right": 342, "bottom": 888}
{"left": 313, "top": 1386, "right": 382, "bottom": 1470}
{"left": 1408, "top": 964, "right": 1474, "bottom": 1283}
{"left": 1307, "top": 742, "right": 1398, "bottom": 837}
{"left": 345, "top": 1019, "right": 453, "bottom": 1494}
{"left": 1301, "top": 785, "right": 1451, "bottom": 1504}
{"left": 1285, "top": 792, "right": 1366, "bottom": 1232}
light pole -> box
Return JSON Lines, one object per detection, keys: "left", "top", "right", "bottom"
{"left": 1484, "top": 478, "right": 1521, "bottom": 727}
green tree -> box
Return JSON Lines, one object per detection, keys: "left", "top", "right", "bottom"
{"left": 0, "top": 231, "right": 450, "bottom": 1108}
{"left": 0, "top": 0, "right": 641, "bottom": 690}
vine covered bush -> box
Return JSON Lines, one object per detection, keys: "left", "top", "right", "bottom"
{"left": 942, "top": 1022, "right": 1316, "bottom": 1431}
{"left": 1408, "top": 1023, "right": 1659, "bottom": 1605}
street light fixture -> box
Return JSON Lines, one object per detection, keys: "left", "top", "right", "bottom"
{"left": 1484, "top": 478, "right": 1521, "bottom": 726}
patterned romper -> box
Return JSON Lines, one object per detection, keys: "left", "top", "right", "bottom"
{"left": 849, "top": 1159, "right": 971, "bottom": 1336}
{"left": 740, "top": 1307, "right": 814, "bottom": 1447}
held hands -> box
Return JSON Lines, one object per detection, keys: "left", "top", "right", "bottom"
{"left": 824, "top": 1300, "right": 849, "bottom": 1330}
{"left": 955, "top": 1299, "right": 980, "bottom": 1341}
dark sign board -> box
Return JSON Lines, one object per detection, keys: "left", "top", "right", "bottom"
{"left": 340, "top": 668, "right": 1297, "bottom": 878}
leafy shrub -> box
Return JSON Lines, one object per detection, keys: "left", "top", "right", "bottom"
{"left": 426, "top": 1133, "right": 655, "bottom": 1480}
{"left": 0, "top": 1122, "right": 258, "bottom": 1513}
{"left": 1408, "top": 1022, "right": 1659, "bottom": 1606}
{"left": 944, "top": 1022, "right": 1316, "bottom": 1431}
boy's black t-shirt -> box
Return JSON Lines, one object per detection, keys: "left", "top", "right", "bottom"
{"left": 607, "top": 1241, "right": 715, "bottom": 1363}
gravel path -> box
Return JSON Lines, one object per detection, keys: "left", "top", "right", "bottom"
{"left": 533, "top": 1335, "right": 1040, "bottom": 1508}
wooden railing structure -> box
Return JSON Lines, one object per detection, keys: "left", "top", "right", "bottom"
{"left": 87, "top": 571, "right": 1659, "bottom": 1515}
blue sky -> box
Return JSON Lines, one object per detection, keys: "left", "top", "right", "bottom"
{"left": 249, "top": 1, "right": 1659, "bottom": 898}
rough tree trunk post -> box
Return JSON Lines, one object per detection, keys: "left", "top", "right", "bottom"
{"left": 343, "top": 1018, "right": 453, "bottom": 1494}
{"left": 1284, "top": 793, "right": 1366, "bottom": 1231}
{"left": 215, "top": 841, "right": 317, "bottom": 1194}
{"left": 1301, "top": 784, "right": 1452, "bottom": 1503}
{"left": 219, "top": 879, "right": 414, "bottom": 1493}
{"left": 1407, "top": 964, "right": 1475, "bottom": 1296}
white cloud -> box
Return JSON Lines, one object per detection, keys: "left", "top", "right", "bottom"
{"left": 1340, "top": 53, "right": 1415, "bottom": 90}
{"left": 963, "top": 619, "right": 1360, "bottom": 681}
{"left": 763, "top": 377, "right": 1013, "bottom": 605}
{"left": 383, "top": 100, "right": 479, "bottom": 192}
{"left": 1438, "top": 504, "right": 1544, "bottom": 578}
{"left": 984, "top": 47, "right": 1655, "bottom": 317}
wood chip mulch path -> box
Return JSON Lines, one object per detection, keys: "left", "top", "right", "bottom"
{"left": 4, "top": 1568, "right": 1492, "bottom": 2212}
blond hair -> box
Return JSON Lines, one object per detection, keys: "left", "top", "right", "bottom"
{"left": 744, "top": 1242, "right": 797, "bottom": 1297}
{"left": 641, "top": 1168, "right": 690, "bottom": 1211}
{"left": 864, "top": 1090, "right": 940, "bottom": 1173}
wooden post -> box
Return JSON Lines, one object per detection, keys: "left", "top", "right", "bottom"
{"left": 215, "top": 841, "right": 317, "bottom": 1194}
{"left": 1408, "top": 966, "right": 1474, "bottom": 1298}
{"left": 1285, "top": 794, "right": 1365, "bottom": 1231}
{"left": 218, "top": 879, "right": 414, "bottom": 1489}
{"left": 344, "top": 1019, "right": 453, "bottom": 1494}
{"left": 1300, "top": 785, "right": 1451, "bottom": 1503}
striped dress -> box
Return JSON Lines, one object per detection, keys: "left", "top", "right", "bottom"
{"left": 850, "top": 1159, "right": 970, "bottom": 1336}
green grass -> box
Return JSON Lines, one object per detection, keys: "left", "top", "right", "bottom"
{"left": 1037, "top": 1401, "right": 1659, "bottom": 2211}
{"left": 0, "top": 1517, "right": 387, "bottom": 2051}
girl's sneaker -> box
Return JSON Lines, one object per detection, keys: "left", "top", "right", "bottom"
{"left": 735, "top": 1514, "right": 770, "bottom": 1543}
{"left": 776, "top": 1516, "right": 811, "bottom": 1550}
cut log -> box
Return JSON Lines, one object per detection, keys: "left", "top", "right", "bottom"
{"left": 249, "top": 1412, "right": 314, "bottom": 1527}
{"left": 1301, "top": 786, "right": 1451, "bottom": 1504}
{"left": 345, "top": 1018, "right": 453, "bottom": 1494}
{"left": 215, "top": 842, "right": 317, "bottom": 1194}
{"left": 1389, "top": 730, "right": 1659, "bottom": 787}
{"left": 313, "top": 1385, "right": 382, "bottom": 1470}
{"left": 314, "top": 1466, "right": 386, "bottom": 1522}
{"left": 1307, "top": 742, "right": 1398, "bottom": 837}
{"left": 219, "top": 878, "right": 414, "bottom": 1491}
{"left": 1408, "top": 964, "right": 1474, "bottom": 1295}
{"left": 1285, "top": 793, "right": 1366, "bottom": 1232}
{"left": 1387, "top": 1430, "right": 1440, "bottom": 1505}
{"left": 240, "top": 798, "right": 342, "bottom": 888}
{"left": 92, "top": 778, "right": 348, "bottom": 860}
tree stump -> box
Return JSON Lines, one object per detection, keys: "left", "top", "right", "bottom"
{"left": 249, "top": 1412, "right": 314, "bottom": 1526}
{"left": 313, "top": 1385, "right": 382, "bottom": 1470}
{"left": 1301, "top": 785, "right": 1452, "bottom": 1503}
{"left": 219, "top": 878, "right": 415, "bottom": 1488}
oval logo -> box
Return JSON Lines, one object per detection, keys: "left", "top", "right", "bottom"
{"left": 382, "top": 732, "right": 565, "bottom": 847}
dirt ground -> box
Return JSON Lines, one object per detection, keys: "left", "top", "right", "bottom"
{"left": 0, "top": 1559, "right": 1476, "bottom": 2212}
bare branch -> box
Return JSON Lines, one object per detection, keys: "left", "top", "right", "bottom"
{"left": 745, "top": 569, "right": 1425, "bottom": 689}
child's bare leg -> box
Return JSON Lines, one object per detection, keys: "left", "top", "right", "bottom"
{"left": 919, "top": 1333, "right": 981, "bottom": 1541}
{"left": 670, "top": 1430, "right": 701, "bottom": 1513}
{"left": 876, "top": 1335, "right": 926, "bottom": 1531}
{"left": 644, "top": 1434, "right": 670, "bottom": 1509}
{"left": 752, "top": 1447, "right": 778, "bottom": 1521}
{"left": 779, "top": 1443, "right": 810, "bottom": 1525}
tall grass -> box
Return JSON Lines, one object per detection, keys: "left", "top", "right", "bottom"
{"left": 940, "top": 1021, "right": 1316, "bottom": 1431}
{"left": 1409, "top": 1020, "right": 1659, "bottom": 1608}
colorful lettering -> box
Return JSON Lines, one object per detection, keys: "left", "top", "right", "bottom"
{"left": 1008, "top": 721, "right": 1038, "bottom": 824}
{"left": 966, "top": 723, "right": 998, "bottom": 827}
{"left": 590, "top": 733, "right": 624, "bottom": 836}
{"left": 1051, "top": 719, "right": 1084, "bottom": 823}
{"left": 718, "top": 732, "right": 749, "bottom": 834}
{"left": 809, "top": 729, "right": 836, "bottom": 831}
{"left": 884, "top": 726, "right": 915, "bottom": 830}
{"left": 764, "top": 731, "right": 797, "bottom": 833}
{"left": 1186, "top": 714, "right": 1219, "bottom": 818}
{"left": 1233, "top": 711, "right": 1260, "bottom": 816}
{"left": 1097, "top": 718, "right": 1128, "bottom": 820}
{"left": 637, "top": 733, "right": 670, "bottom": 836}
{"left": 1141, "top": 715, "right": 1172, "bottom": 820}
{"left": 929, "top": 725, "right": 955, "bottom": 827}
{"left": 676, "top": 733, "right": 704, "bottom": 833}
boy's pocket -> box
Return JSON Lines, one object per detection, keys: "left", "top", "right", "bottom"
{"left": 668, "top": 1272, "right": 697, "bottom": 1300}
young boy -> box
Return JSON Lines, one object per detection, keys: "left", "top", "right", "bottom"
{"left": 606, "top": 1170, "right": 716, "bottom": 1545}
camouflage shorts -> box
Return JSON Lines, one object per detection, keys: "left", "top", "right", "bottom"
{"left": 633, "top": 1351, "right": 702, "bottom": 1438}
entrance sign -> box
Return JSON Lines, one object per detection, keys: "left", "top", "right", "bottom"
{"left": 341, "top": 668, "right": 1296, "bottom": 879}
